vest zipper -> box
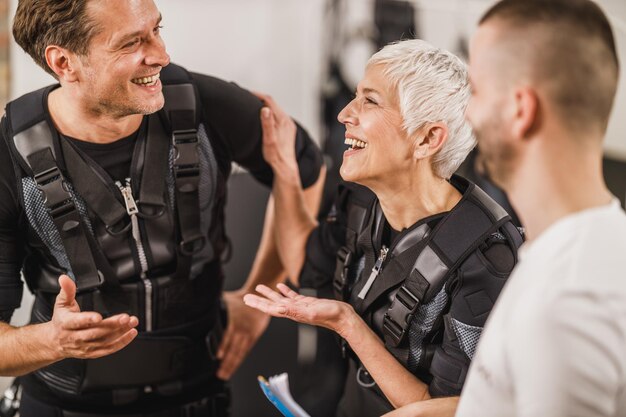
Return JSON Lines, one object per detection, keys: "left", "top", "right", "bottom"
{"left": 357, "top": 246, "right": 389, "bottom": 300}
{"left": 116, "top": 178, "right": 153, "bottom": 332}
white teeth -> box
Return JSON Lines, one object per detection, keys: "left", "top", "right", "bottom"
{"left": 132, "top": 73, "right": 161, "bottom": 85}
{"left": 344, "top": 138, "right": 368, "bottom": 149}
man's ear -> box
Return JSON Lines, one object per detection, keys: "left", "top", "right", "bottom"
{"left": 512, "top": 86, "right": 539, "bottom": 140}
{"left": 413, "top": 123, "right": 448, "bottom": 160}
{"left": 45, "top": 45, "right": 80, "bottom": 82}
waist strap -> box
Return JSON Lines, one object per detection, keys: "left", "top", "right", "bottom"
{"left": 61, "top": 393, "right": 230, "bottom": 417}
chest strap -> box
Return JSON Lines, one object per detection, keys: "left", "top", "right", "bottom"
{"left": 7, "top": 65, "right": 205, "bottom": 290}
{"left": 12, "top": 124, "right": 104, "bottom": 292}
{"left": 382, "top": 180, "right": 523, "bottom": 347}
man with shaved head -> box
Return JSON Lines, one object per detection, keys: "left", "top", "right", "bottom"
{"left": 454, "top": 1, "right": 626, "bottom": 416}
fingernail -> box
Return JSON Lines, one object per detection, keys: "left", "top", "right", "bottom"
{"left": 261, "top": 107, "right": 270, "bottom": 118}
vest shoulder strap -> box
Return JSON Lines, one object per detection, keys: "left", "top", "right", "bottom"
{"left": 333, "top": 182, "right": 376, "bottom": 299}
{"left": 382, "top": 176, "right": 523, "bottom": 347}
{"left": 158, "top": 64, "right": 207, "bottom": 266}
{"left": 6, "top": 89, "right": 104, "bottom": 292}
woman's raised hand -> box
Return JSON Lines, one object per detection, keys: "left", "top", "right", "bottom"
{"left": 253, "top": 92, "right": 299, "bottom": 175}
{"left": 244, "top": 283, "right": 355, "bottom": 337}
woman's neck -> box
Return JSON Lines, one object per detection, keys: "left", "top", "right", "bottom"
{"left": 370, "top": 170, "right": 462, "bottom": 231}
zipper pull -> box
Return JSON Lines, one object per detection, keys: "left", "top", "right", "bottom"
{"left": 116, "top": 179, "right": 141, "bottom": 241}
{"left": 357, "top": 246, "right": 389, "bottom": 300}
{"left": 117, "top": 179, "right": 138, "bottom": 216}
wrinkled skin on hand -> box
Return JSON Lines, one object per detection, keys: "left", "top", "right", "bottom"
{"left": 244, "top": 283, "right": 354, "bottom": 339}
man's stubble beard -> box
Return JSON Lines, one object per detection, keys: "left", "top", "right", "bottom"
{"left": 475, "top": 125, "right": 518, "bottom": 192}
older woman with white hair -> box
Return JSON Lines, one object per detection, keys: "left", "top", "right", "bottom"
{"left": 246, "top": 39, "right": 523, "bottom": 417}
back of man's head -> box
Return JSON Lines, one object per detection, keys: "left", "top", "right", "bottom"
{"left": 13, "top": 0, "right": 101, "bottom": 79}
{"left": 479, "top": 0, "right": 619, "bottom": 136}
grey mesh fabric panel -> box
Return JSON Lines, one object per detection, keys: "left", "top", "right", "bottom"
{"left": 451, "top": 318, "right": 483, "bottom": 360}
{"left": 21, "top": 177, "right": 96, "bottom": 281}
{"left": 407, "top": 287, "right": 449, "bottom": 372}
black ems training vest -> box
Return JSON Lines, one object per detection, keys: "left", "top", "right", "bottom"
{"left": 333, "top": 176, "right": 523, "bottom": 397}
{"left": 4, "top": 64, "right": 226, "bottom": 403}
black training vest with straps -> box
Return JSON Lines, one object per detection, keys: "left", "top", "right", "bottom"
{"left": 334, "top": 176, "right": 523, "bottom": 392}
{"left": 2, "top": 64, "right": 226, "bottom": 406}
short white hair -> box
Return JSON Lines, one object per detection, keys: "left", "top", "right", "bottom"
{"left": 368, "top": 39, "right": 475, "bottom": 179}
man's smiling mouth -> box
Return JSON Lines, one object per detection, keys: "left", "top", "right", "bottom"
{"left": 131, "top": 73, "right": 160, "bottom": 86}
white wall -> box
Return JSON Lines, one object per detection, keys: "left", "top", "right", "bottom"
{"left": 9, "top": 0, "right": 626, "bottom": 157}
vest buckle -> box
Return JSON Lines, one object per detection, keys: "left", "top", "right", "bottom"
{"left": 383, "top": 286, "right": 420, "bottom": 347}
{"left": 333, "top": 246, "right": 352, "bottom": 300}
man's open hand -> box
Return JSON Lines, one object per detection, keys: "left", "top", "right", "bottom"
{"left": 45, "top": 275, "right": 139, "bottom": 360}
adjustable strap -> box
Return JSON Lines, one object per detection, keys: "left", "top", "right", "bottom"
{"left": 161, "top": 83, "right": 205, "bottom": 283}
{"left": 171, "top": 115, "right": 204, "bottom": 254}
{"left": 332, "top": 196, "right": 374, "bottom": 300}
{"left": 383, "top": 181, "right": 512, "bottom": 347}
{"left": 27, "top": 148, "right": 103, "bottom": 292}
{"left": 61, "top": 392, "right": 230, "bottom": 417}
{"left": 333, "top": 246, "right": 353, "bottom": 301}
{"left": 138, "top": 113, "right": 170, "bottom": 212}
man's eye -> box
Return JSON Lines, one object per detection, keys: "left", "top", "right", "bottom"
{"left": 154, "top": 25, "right": 163, "bottom": 35}
{"left": 124, "top": 38, "right": 140, "bottom": 48}
{"left": 365, "top": 97, "right": 378, "bottom": 105}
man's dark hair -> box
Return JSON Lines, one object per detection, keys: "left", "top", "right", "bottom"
{"left": 13, "top": 0, "right": 102, "bottom": 78}
{"left": 480, "top": 0, "right": 620, "bottom": 133}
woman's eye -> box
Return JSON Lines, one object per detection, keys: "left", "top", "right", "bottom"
{"left": 154, "top": 25, "right": 163, "bottom": 35}
{"left": 365, "top": 97, "right": 378, "bottom": 105}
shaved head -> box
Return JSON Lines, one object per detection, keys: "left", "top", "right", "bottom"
{"left": 479, "top": 0, "right": 619, "bottom": 135}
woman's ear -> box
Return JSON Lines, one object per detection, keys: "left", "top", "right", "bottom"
{"left": 45, "top": 45, "right": 80, "bottom": 82}
{"left": 413, "top": 123, "right": 448, "bottom": 160}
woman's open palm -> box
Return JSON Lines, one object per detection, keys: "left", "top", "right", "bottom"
{"left": 244, "top": 283, "right": 351, "bottom": 335}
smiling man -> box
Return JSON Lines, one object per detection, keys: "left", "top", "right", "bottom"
{"left": 0, "top": 0, "right": 323, "bottom": 416}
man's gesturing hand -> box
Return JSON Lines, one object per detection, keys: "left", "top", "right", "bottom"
{"left": 45, "top": 275, "right": 139, "bottom": 360}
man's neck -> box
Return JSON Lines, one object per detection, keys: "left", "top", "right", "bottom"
{"left": 509, "top": 134, "right": 613, "bottom": 241}
{"left": 48, "top": 87, "right": 143, "bottom": 144}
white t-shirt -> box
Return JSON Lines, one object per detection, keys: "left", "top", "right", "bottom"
{"left": 456, "top": 200, "right": 626, "bottom": 417}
